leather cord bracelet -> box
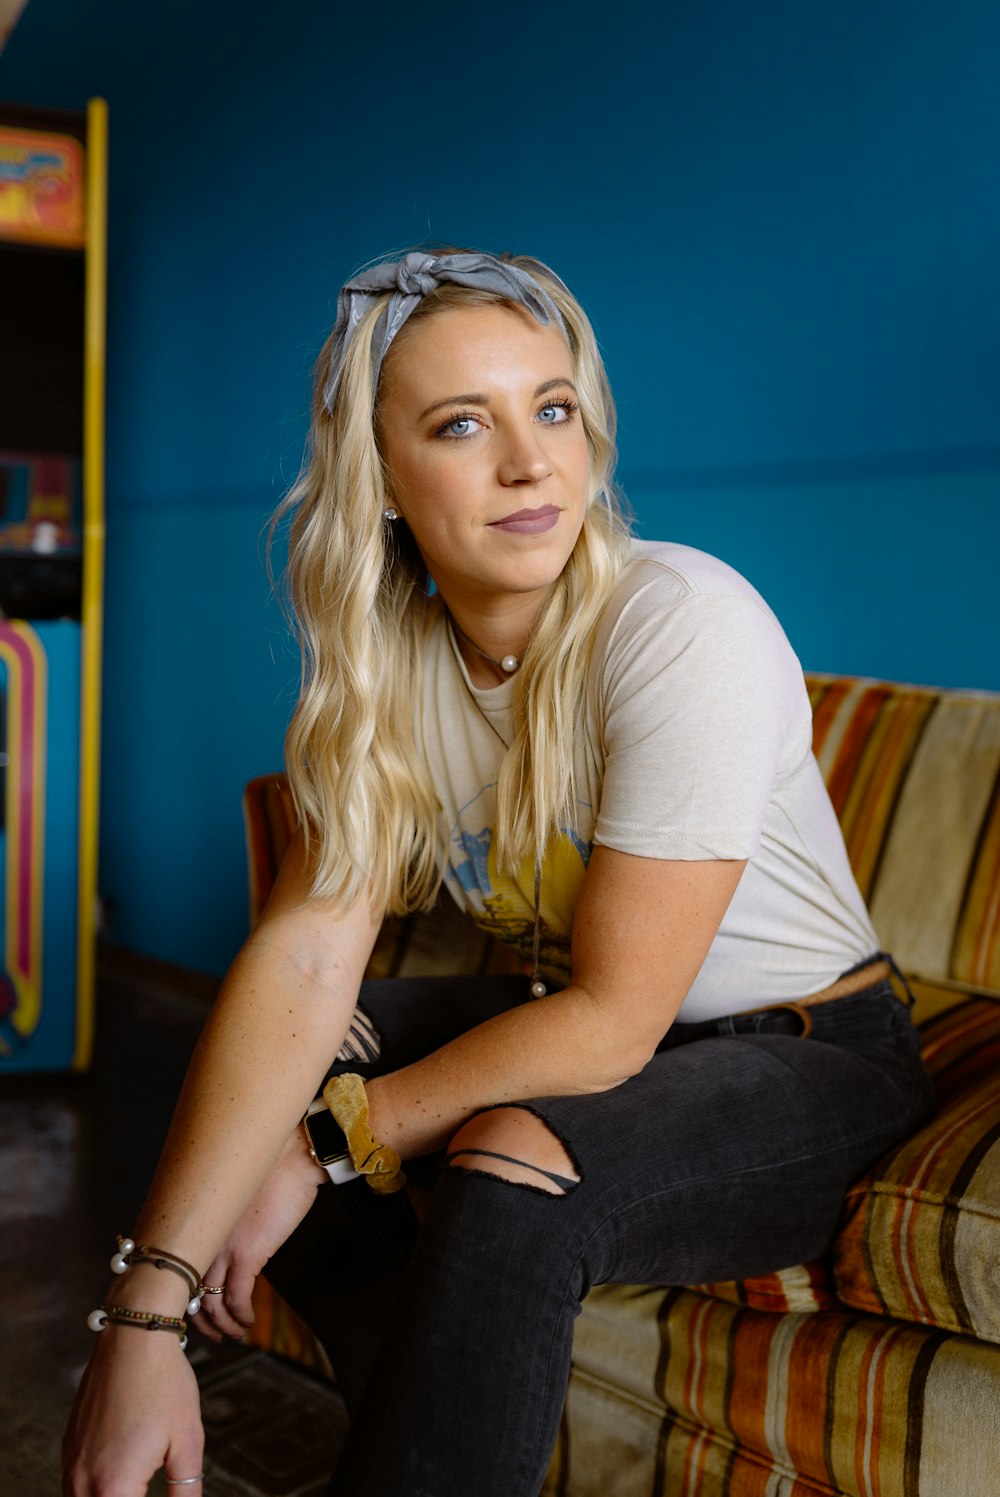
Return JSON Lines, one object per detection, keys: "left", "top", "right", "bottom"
{"left": 110, "top": 1235, "right": 207, "bottom": 1315}
{"left": 87, "top": 1303, "right": 189, "bottom": 1347}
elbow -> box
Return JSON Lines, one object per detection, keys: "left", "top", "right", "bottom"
{"left": 574, "top": 1011, "right": 660, "bottom": 1094}
{"left": 603, "top": 1044, "right": 658, "bottom": 1092}
{"left": 577, "top": 1053, "right": 652, "bottom": 1095}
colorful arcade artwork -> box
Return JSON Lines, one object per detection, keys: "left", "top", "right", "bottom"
{"left": 0, "top": 456, "right": 84, "bottom": 1068}
{"left": 0, "top": 622, "right": 46, "bottom": 1056}
{"left": 0, "top": 453, "right": 82, "bottom": 619}
{"left": 0, "top": 619, "right": 80, "bottom": 1068}
{"left": 0, "top": 97, "right": 105, "bottom": 1072}
{"left": 0, "top": 126, "right": 85, "bottom": 248}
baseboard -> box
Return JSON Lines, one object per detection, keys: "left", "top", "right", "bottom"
{"left": 97, "top": 939, "right": 221, "bottom": 1008}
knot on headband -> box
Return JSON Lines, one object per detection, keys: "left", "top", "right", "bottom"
{"left": 322, "top": 250, "right": 568, "bottom": 413}
{"left": 393, "top": 252, "right": 450, "bottom": 298}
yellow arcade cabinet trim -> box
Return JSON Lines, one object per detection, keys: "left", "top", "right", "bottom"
{"left": 74, "top": 96, "right": 107, "bottom": 1069}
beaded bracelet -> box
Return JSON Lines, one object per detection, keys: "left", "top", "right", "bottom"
{"left": 110, "top": 1235, "right": 207, "bottom": 1316}
{"left": 88, "top": 1303, "right": 189, "bottom": 1348}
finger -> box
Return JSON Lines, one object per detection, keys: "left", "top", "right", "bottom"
{"left": 192, "top": 1258, "right": 237, "bottom": 1341}
{"left": 165, "top": 1427, "right": 205, "bottom": 1493}
{"left": 191, "top": 1295, "right": 240, "bottom": 1342}
{"left": 163, "top": 1471, "right": 204, "bottom": 1491}
{"left": 189, "top": 1306, "right": 223, "bottom": 1343}
{"left": 222, "top": 1264, "right": 258, "bottom": 1329}
{"left": 193, "top": 1284, "right": 251, "bottom": 1342}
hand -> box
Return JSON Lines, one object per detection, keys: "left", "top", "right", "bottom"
{"left": 192, "top": 1125, "right": 325, "bottom": 1342}
{"left": 63, "top": 1327, "right": 203, "bottom": 1495}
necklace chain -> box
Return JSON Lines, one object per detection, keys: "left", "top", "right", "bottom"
{"left": 450, "top": 617, "right": 520, "bottom": 676}
{"left": 449, "top": 617, "right": 546, "bottom": 999}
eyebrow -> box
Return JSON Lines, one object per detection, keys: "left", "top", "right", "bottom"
{"left": 418, "top": 377, "right": 578, "bottom": 422}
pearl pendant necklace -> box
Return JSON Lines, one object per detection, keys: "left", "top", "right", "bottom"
{"left": 529, "top": 863, "right": 547, "bottom": 998}
{"left": 450, "top": 617, "right": 520, "bottom": 676}
{"left": 451, "top": 627, "right": 547, "bottom": 1000}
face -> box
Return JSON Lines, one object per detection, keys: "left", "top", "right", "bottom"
{"left": 377, "top": 303, "right": 591, "bottom": 618}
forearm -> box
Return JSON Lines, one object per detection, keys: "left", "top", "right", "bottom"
{"left": 119, "top": 924, "right": 371, "bottom": 1304}
{"left": 364, "top": 853, "right": 746, "bottom": 1160}
{"left": 365, "top": 983, "right": 643, "bottom": 1159}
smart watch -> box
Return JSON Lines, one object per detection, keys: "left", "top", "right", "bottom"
{"left": 302, "top": 1097, "right": 360, "bottom": 1184}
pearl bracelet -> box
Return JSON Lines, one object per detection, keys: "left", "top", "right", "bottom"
{"left": 110, "top": 1235, "right": 207, "bottom": 1316}
{"left": 88, "top": 1303, "right": 189, "bottom": 1348}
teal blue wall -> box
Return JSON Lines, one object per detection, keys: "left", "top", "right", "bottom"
{"left": 3, "top": 0, "right": 998, "bottom": 974}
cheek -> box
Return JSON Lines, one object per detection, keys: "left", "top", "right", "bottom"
{"left": 394, "top": 448, "right": 477, "bottom": 518}
{"left": 385, "top": 447, "right": 437, "bottom": 507}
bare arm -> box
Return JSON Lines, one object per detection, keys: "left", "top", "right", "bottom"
{"left": 129, "top": 832, "right": 381, "bottom": 1280}
{"left": 188, "top": 845, "right": 746, "bottom": 1353}
{"left": 365, "top": 847, "right": 747, "bottom": 1157}
{"left": 63, "top": 833, "right": 380, "bottom": 1495}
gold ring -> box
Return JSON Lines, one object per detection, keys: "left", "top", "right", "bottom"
{"left": 198, "top": 1283, "right": 225, "bottom": 1294}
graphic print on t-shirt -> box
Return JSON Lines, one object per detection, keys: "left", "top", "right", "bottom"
{"left": 445, "top": 783, "right": 592, "bottom": 984}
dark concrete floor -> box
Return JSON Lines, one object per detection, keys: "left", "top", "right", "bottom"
{"left": 1, "top": 948, "right": 347, "bottom": 1496}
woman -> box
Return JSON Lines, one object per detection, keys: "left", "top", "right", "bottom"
{"left": 64, "top": 250, "right": 933, "bottom": 1496}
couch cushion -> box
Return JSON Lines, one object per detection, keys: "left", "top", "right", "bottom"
{"left": 691, "top": 1260, "right": 839, "bottom": 1315}
{"left": 834, "top": 998, "right": 1000, "bottom": 1343}
{"left": 544, "top": 1283, "right": 1000, "bottom": 1497}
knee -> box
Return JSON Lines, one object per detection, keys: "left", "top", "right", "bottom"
{"left": 447, "top": 1106, "right": 580, "bottom": 1195}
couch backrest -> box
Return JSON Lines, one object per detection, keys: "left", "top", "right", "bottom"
{"left": 244, "top": 675, "right": 1000, "bottom": 1001}
{"left": 807, "top": 676, "right": 1000, "bottom": 1000}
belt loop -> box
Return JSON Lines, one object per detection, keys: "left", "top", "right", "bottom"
{"left": 754, "top": 1002, "right": 813, "bottom": 1038}
{"left": 881, "top": 951, "right": 916, "bottom": 1008}
{"left": 787, "top": 1002, "right": 813, "bottom": 1039}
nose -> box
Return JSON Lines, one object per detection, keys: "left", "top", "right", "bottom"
{"left": 496, "top": 423, "right": 553, "bottom": 486}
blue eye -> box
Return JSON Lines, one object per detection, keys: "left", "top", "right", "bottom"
{"left": 537, "top": 399, "right": 577, "bottom": 424}
{"left": 436, "top": 411, "right": 483, "bottom": 439}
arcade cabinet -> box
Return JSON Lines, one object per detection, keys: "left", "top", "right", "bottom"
{"left": 0, "top": 99, "right": 106, "bottom": 1070}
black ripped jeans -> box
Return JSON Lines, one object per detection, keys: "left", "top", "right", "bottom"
{"left": 265, "top": 967, "right": 934, "bottom": 1497}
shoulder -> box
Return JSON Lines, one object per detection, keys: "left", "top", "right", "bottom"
{"left": 590, "top": 541, "right": 813, "bottom": 787}
{"left": 605, "top": 538, "right": 782, "bottom": 625}
{"left": 595, "top": 539, "right": 793, "bottom": 665}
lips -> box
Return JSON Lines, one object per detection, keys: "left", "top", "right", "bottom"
{"left": 488, "top": 505, "right": 561, "bottom": 535}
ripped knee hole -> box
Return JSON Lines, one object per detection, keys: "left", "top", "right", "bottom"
{"left": 446, "top": 1107, "right": 580, "bottom": 1196}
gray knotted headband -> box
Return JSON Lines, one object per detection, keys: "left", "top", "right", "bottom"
{"left": 321, "top": 250, "right": 569, "bottom": 413}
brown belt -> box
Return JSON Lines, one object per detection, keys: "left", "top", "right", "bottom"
{"left": 742, "top": 957, "right": 896, "bottom": 1038}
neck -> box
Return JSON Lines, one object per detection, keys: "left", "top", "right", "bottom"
{"left": 443, "top": 595, "right": 542, "bottom": 689}
{"left": 450, "top": 618, "right": 519, "bottom": 685}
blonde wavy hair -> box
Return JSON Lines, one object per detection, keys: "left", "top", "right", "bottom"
{"left": 276, "top": 251, "right": 633, "bottom": 915}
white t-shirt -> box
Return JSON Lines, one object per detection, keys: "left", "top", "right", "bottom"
{"left": 420, "top": 540, "right": 878, "bottom": 1022}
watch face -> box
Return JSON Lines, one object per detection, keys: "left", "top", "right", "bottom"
{"left": 305, "top": 1106, "right": 350, "bottom": 1164}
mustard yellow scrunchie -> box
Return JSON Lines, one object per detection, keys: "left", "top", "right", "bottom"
{"left": 322, "top": 1073, "right": 406, "bottom": 1195}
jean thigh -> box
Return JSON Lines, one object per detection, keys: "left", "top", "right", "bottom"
{"left": 523, "top": 1008, "right": 933, "bottom": 1286}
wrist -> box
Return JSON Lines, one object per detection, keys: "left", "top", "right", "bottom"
{"left": 88, "top": 1316, "right": 191, "bottom": 1370}
{"left": 102, "top": 1271, "right": 191, "bottom": 1319}
{"left": 288, "top": 1117, "right": 331, "bottom": 1186}
{"left": 363, "top": 1074, "right": 389, "bottom": 1142}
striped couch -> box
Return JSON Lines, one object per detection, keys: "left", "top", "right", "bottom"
{"left": 243, "top": 675, "right": 1000, "bottom": 1496}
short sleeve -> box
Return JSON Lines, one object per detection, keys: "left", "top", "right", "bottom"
{"left": 593, "top": 585, "right": 811, "bottom": 861}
